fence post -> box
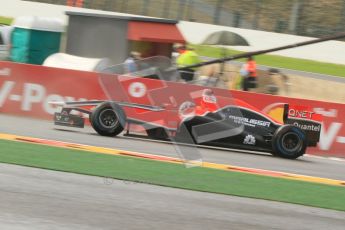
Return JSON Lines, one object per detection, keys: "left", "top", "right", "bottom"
{"left": 188, "top": 0, "right": 195, "bottom": 21}
{"left": 288, "top": 0, "right": 304, "bottom": 34}
{"left": 162, "top": 0, "right": 171, "bottom": 18}
{"left": 252, "top": 0, "right": 262, "bottom": 29}
{"left": 340, "top": 0, "right": 345, "bottom": 32}
{"left": 214, "top": 0, "right": 223, "bottom": 24}
{"left": 121, "top": 0, "right": 128, "bottom": 12}
{"left": 142, "top": 0, "right": 150, "bottom": 15}
{"left": 177, "top": 0, "right": 186, "bottom": 20}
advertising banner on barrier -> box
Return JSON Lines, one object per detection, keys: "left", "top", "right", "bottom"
{"left": 0, "top": 61, "right": 106, "bottom": 118}
{"left": 0, "top": 61, "right": 344, "bottom": 157}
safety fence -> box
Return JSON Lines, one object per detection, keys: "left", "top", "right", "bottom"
{"left": 25, "top": 0, "right": 345, "bottom": 38}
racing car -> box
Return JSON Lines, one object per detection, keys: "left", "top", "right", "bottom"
{"left": 51, "top": 57, "right": 322, "bottom": 159}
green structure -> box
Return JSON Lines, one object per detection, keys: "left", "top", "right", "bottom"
{"left": 10, "top": 16, "right": 63, "bottom": 65}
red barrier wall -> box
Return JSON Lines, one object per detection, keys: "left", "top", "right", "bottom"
{"left": 0, "top": 61, "right": 106, "bottom": 118}
{"left": 1, "top": 61, "right": 344, "bottom": 157}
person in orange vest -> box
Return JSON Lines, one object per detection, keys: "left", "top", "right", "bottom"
{"left": 66, "top": 0, "right": 83, "bottom": 7}
{"left": 242, "top": 56, "right": 257, "bottom": 91}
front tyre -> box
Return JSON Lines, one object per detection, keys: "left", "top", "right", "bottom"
{"left": 272, "top": 125, "right": 307, "bottom": 159}
{"left": 90, "top": 102, "right": 126, "bottom": 137}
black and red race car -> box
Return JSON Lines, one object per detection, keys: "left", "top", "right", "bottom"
{"left": 51, "top": 57, "right": 322, "bottom": 159}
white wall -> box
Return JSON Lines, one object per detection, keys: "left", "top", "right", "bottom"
{"left": 178, "top": 21, "right": 345, "bottom": 65}
{"left": 2, "top": 0, "right": 345, "bottom": 65}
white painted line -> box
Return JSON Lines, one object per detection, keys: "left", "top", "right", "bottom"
{"left": 305, "top": 154, "right": 345, "bottom": 162}
{"left": 328, "top": 157, "right": 345, "bottom": 162}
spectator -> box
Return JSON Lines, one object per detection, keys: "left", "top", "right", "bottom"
{"left": 176, "top": 44, "right": 202, "bottom": 82}
{"left": 124, "top": 51, "right": 141, "bottom": 73}
{"left": 66, "top": 0, "right": 84, "bottom": 7}
{"left": 242, "top": 56, "right": 257, "bottom": 91}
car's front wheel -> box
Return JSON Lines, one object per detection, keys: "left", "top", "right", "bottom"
{"left": 272, "top": 125, "right": 307, "bottom": 159}
{"left": 90, "top": 102, "right": 126, "bottom": 137}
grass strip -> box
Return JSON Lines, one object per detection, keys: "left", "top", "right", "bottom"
{"left": 0, "top": 139, "right": 344, "bottom": 211}
{"left": 192, "top": 44, "right": 345, "bottom": 78}
{"left": 0, "top": 16, "right": 13, "bottom": 25}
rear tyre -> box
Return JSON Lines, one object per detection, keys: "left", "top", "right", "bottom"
{"left": 90, "top": 102, "right": 126, "bottom": 137}
{"left": 272, "top": 125, "right": 307, "bottom": 159}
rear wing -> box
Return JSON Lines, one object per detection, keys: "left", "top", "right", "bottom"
{"left": 283, "top": 104, "right": 322, "bottom": 146}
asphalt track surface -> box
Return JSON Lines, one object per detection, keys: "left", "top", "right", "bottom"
{"left": 1, "top": 114, "right": 345, "bottom": 181}
{"left": 1, "top": 114, "right": 345, "bottom": 229}
{"left": 1, "top": 163, "right": 345, "bottom": 230}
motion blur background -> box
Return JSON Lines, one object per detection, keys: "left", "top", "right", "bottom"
{"left": 27, "top": 0, "right": 345, "bottom": 38}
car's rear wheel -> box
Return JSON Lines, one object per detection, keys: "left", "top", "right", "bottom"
{"left": 90, "top": 102, "right": 126, "bottom": 136}
{"left": 272, "top": 125, "right": 307, "bottom": 159}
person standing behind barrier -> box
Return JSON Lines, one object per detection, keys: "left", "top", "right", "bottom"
{"left": 66, "top": 0, "right": 84, "bottom": 7}
{"left": 242, "top": 56, "right": 257, "bottom": 91}
{"left": 124, "top": 51, "right": 141, "bottom": 73}
{"left": 176, "top": 44, "right": 202, "bottom": 82}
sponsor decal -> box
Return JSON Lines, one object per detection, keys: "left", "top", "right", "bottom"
{"left": 228, "top": 115, "right": 271, "bottom": 127}
{"left": 203, "top": 95, "right": 217, "bottom": 103}
{"left": 178, "top": 101, "right": 196, "bottom": 118}
{"left": 319, "top": 122, "right": 343, "bottom": 150}
{"left": 313, "top": 107, "right": 344, "bottom": 151}
{"left": 128, "top": 82, "right": 147, "bottom": 98}
{"left": 0, "top": 80, "right": 87, "bottom": 114}
{"left": 0, "top": 67, "right": 10, "bottom": 76}
{"left": 293, "top": 122, "right": 321, "bottom": 132}
{"left": 288, "top": 108, "right": 314, "bottom": 119}
{"left": 243, "top": 134, "right": 256, "bottom": 145}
